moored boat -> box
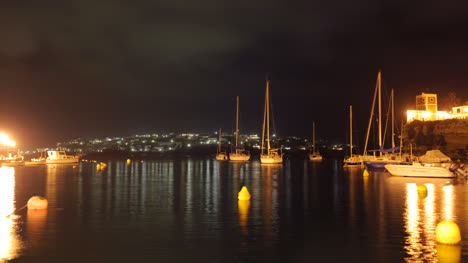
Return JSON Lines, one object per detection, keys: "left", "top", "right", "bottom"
{"left": 229, "top": 96, "right": 250, "bottom": 162}
{"left": 343, "top": 105, "right": 363, "bottom": 168}
{"left": 46, "top": 151, "right": 79, "bottom": 164}
{"left": 385, "top": 163, "right": 455, "bottom": 178}
{"left": 260, "top": 79, "right": 283, "bottom": 164}
{"left": 215, "top": 128, "right": 228, "bottom": 161}
{"left": 308, "top": 121, "right": 322, "bottom": 161}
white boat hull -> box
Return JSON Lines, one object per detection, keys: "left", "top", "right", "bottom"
{"left": 385, "top": 164, "right": 455, "bottom": 178}
{"left": 25, "top": 160, "right": 46, "bottom": 165}
{"left": 260, "top": 153, "right": 283, "bottom": 164}
{"left": 229, "top": 153, "right": 250, "bottom": 161}
{"left": 46, "top": 158, "right": 79, "bottom": 164}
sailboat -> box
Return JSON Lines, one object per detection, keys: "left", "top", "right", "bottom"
{"left": 308, "top": 121, "right": 322, "bottom": 161}
{"left": 343, "top": 105, "right": 363, "bottom": 167}
{"left": 215, "top": 128, "right": 228, "bottom": 161}
{"left": 229, "top": 96, "right": 250, "bottom": 161}
{"left": 260, "top": 79, "right": 283, "bottom": 164}
{"left": 362, "top": 71, "right": 409, "bottom": 170}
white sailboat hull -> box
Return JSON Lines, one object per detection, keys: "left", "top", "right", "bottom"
{"left": 260, "top": 153, "right": 283, "bottom": 164}
{"left": 385, "top": 164, "right": 455, "bottom": 178}
{"left": 229, "top": 153, "right": 250, "bottom": 161}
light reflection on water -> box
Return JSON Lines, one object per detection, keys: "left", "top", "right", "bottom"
{"left": 5, "top": 159, "right": 468, "bottom": 262}
{"left": 0, "top": 167, "right": 21, "bottom": 261}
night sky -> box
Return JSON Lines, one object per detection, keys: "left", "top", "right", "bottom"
{"left": 0, "top": 1, "right": 467, "bottom": 148}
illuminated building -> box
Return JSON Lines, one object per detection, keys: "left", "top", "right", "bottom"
{"left": 406, "top": 93, "right": 468, "bottom": 122}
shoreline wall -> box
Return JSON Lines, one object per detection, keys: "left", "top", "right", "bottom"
{"left": 403, "top": 119, "right": 468, "bottom": 160}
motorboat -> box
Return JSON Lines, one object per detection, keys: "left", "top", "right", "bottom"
{"left": 385, "top": 163, "right": 455, "bottom": 178}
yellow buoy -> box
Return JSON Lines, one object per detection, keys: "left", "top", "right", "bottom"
{"left": 126, "top": 159, "right": 131, "bottom": 165}
{"left": 417, "top": 184, "right": 428, "bottom": 198}
{"left": 436, "top": 221, "right": 461, "bottom": 245}
{"left": 27, "top": 196, "right": 48, "bottom": 210}
{"left": 437, "top": 244, "right": 461, "bottom": 263}
{"left": 238, "top": 186, "right": 251, "bottom": 201}
{"left": 363, "top": 169, "right": 369, "bottom": 177}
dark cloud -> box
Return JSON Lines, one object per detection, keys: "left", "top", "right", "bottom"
{"left": 0, "top": 0, "right": 467, "bottom": 146}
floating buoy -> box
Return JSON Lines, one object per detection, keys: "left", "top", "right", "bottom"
{"left": 363, "top": 169, "right": 369, "bottom": 177}
{"left": 126, "top": 159, "right": 131, "bottom": 165}
{"left": 27, "top": 196, "right": 48, "bottom": 210}
{"left": 437, "top": 244, "right": 461, "bottom": 263}
{"left": 417, "top": 184, "right": 428, "bottom": 198}
{"left": 436, "top": 221, "right": 461, "bottom": 245}
{"left": 238, "top": 186, "right": 251, "bottom": 201}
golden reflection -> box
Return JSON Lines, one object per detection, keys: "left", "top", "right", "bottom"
{"left": 238, "top": 200, "right": 250, "bottom": 235}
{"left": 437, "top": 244, "right": 461, "bottom": 263}
{"left": 26, "top": 209, "right": 47, "bottom": 249}
{"left": 404, "top": 183, "right": 438, "bottom": 261}
{"left": 0, "top": 167, "right": 21, "bottom": 261}
{"left": 442, "top": 185, "right": 454, "bottom": 221}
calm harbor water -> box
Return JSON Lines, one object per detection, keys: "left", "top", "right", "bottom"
{"left": 1, "top": 158, "right": 467, "bottom": 262}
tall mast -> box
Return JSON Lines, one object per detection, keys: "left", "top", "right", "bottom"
{"left": 363, "top": 76, "right": 378, "bottom": 155}
{"left": 235, "top": 96, "right": 239, "bottom": 148}
{"left": 261, "top": 80, "right": 268, "bottom": 155}
{"left": 391, "top": 88, "right": 395, "bottom": 149}
{"left": 378, "top": 71, "right": 382, "bottom": 156}
{"left": 266, "top": 80, "right": 271, "bottom": 151}
{"left": 350, "top": 105, "right": 353, "bottom": 158}
{"left": 312, "top": 121, "right": 316, "bottom": 153}
{"left": 218, "top": 128, "right": 222, "bottom": 154}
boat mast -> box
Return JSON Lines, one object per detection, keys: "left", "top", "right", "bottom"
{"left": 266, "top": 80, "right": 271, "bottom": 152}
{"left": 218, "top": 128, "right": 222, "bottom": 154}
{"left": 312, "top": 121, "right": 316, "bottom": 153}
{"left": 363, "top": 75, "right": 378, "bottom": 155}
{"left": 350, "top": 105, "right": 353, "bottom": 158}
{"left": 261, "top": 80, "right": 268, "bottom": 155}
{"left": 235, "top": 96, "right": 240, "bottom": 149}
{"left": 378, "top": 71, "right": 382, "bottom": 156}
{"left": 391, "top": 88, "right": 395, "bottom": 149}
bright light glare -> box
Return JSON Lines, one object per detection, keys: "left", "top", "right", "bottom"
{"left": 0, "top": 134, "right": 15, "bottom": 147}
